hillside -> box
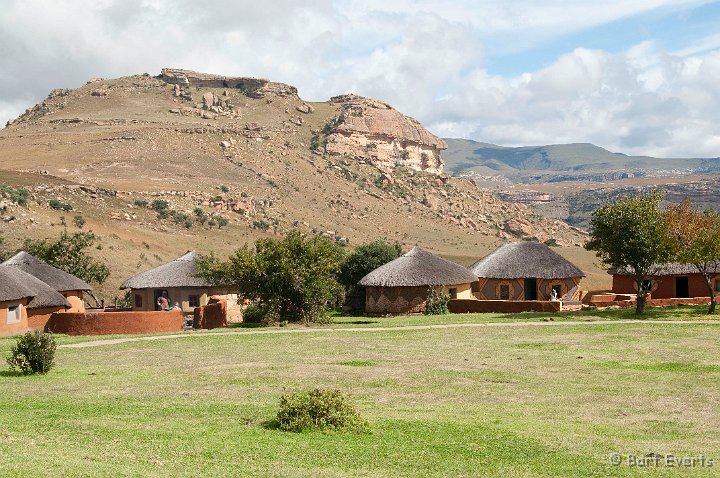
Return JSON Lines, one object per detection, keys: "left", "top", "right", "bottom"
{"left": 444, "top": 138, "right": 719, "bottom": 182}
{"left": 0, "top": 69, "right": 602, "bottom": 299}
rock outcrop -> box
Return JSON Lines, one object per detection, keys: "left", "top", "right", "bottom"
{"left": 323, "top": 94, "right": 447, "bottom": 174}
{"left": 160, "top": 68, "right": 297, "bottom": 99}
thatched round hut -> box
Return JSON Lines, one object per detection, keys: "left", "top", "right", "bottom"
{"left": 121, "top": 251, "right": 237, "bottom": 313}
{"left": 359, "top": 246, "right": 478, "bottom": 314}
{"left": 3, "top": 252, "right": 92, "bottom": 312}
{"left": 469, "top": 242, "right": 585, "bottom": 301}
{"left": 0, "top": 265, "right": 70, "bottom": 335}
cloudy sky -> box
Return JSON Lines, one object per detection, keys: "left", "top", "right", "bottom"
{"left": 2, "top": 0, "right": 720, "bottom": 157}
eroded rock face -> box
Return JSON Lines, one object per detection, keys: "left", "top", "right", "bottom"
{"left": 324, "top": 94, "right": 447, "bottom": 174}
{"left": 160, "top": 68, "right": 298, "bottom": 98}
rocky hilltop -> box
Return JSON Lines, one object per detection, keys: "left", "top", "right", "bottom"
{"left": 0, "top": 69, "right": 601, "bottom": 298}
{"left": 323, "top": 95, "right": 446, "bottom": 174}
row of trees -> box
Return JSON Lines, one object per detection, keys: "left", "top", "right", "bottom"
{"left": 587, "top": 193, "right": 720, "bottom": 315}
{"left": 198, "top": 232, "right": 402, "bottom": 324}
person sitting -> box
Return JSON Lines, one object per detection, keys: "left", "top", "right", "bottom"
{"left": 157, "top": 291, "right": 170, "bottom": 310}
{"left": 550, "top": 289, "right": 559, "bottom": 301}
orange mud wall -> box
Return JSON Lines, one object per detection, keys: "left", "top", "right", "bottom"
{"left": 27, "top": 307, "right": 67, "bottom": 331}
{"left": 46, "top": 310, "right": 183, "bottom": 336}
{"left": 63, "top": 291, "right": 86, "bottom": 312}
{"left": 449, "top": 299, "right": 562, "bottom": 314}
{"left": 612, "top": 274, "right": 720, "bottom": 299}
{"left": 0, "top": 299, "right": 30, "bottom": 337}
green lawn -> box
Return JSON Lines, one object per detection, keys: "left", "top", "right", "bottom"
{"left": 1, "top": 311, "right": 719, "bottom": 476}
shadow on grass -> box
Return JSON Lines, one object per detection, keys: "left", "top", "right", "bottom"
{"left": 336, "top": 320, "right": 380, "bottom": 325}
{"left": 505, "top": 305, "right": 716, "bottom": 322}
{"left": 0, "top": 370, "right": 27, "bottom": 378}
{"left": 226, "top": 322, "right": 266, "bottom": 329}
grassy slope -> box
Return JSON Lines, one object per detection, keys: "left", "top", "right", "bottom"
{"left": 1, "top": 309, "right": 719, "bottom": 477}
{"left": 443, "top": 138, "right": 704, "bottom": 175}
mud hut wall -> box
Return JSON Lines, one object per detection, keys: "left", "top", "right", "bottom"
{"left": 0, "top": 299, "right": 30, "bottom": 337}
{"left": 612, "top": 273, "right": 720, "bottom": 299}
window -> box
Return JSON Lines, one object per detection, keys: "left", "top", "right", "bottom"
{"left": 188, "top": 295, "right": 200, "bottom": 308}
{"left": 499, "top": 284, "right": 510, "bottom": 300}
{"left": 6, "top": 304, "right": 21, "bottom": 325}
{"left": 134, "top": 294, "right": 143, "bottom": 308}
{"left": 641, "top": 280, "right": 653, "bottom": 292}
{"left": 715, "top": 279, "right": 720, "bottom": 292}
{"left": 448, "top": 288, "right": 458, "bottom": 300}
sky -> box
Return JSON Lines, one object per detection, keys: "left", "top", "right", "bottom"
{"left": 1, "top": 0, "right": 720, "bottom": 157}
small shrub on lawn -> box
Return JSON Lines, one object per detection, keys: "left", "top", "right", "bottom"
{"left": 276, "top": 388, "right": 366, "bottom": 432}
{"left": 7, "top": 331, "right": 57, "bottom": 375}
{"left": 424, "top": 286, "right": 449, "bottom": 315}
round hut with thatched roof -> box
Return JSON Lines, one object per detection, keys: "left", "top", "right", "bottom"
{"left": 469, "top": 242, "right": 585, "bottom": 301}
{"left": 0, "top": 265, "right": 70, "bottom": 335}
{"left": 121, "top": 251, "right": 237, "bottom": 314}
{"left": 359, "top": 246, "right": 478, "bottom": 314}
{"left": 3, "top": 251, "right": 92, "bottom": 313}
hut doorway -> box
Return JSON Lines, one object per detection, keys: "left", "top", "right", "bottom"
{"left": 675, "top": 277, "right": 689, "bottom": 298}
{"left": 524, "top": 278, "right": 537, "bottom": 300}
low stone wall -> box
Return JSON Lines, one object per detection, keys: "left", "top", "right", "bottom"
{"left": 46, "top": 310, "right": 184, "bottom": 336}
{"left": 194, "top": 300, "right": 227, "bottom": 330}
{"left": 449, "top": 299, "right": 562, "bottom": 314}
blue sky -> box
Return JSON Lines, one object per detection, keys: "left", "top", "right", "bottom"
{"left": 1, "top": 0, "right": 719, "bottom": 158}
{"left": 485, "top": 2, "right": 720, "bottom": 76}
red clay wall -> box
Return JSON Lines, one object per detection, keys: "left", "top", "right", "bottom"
{"left": 27, "top": 307, "right": 65, "bottom": 331}
{"left": 589, "top": 296, "right": 719, "bottom": 308}
{"left": 194, "top": 300, "right": 227, "bottom": 330}
{"left": 449, "top": 299, "right": 562, "bottom": 314}
{"left": 612, "top": 273, "right": 719, "bottom": 299}
{"left": 46, "top": 310, "right": 184, "bottom": 336}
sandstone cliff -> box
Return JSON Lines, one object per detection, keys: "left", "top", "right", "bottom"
{"left": 160, "top": 68, "right": 298, "bottom": 99}
{"left": 322, "top": 95, "right": 446, "bottom": 174}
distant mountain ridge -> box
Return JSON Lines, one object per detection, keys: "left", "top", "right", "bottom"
{"left": 443, "top": 138, "right": 719, "bottom": 181}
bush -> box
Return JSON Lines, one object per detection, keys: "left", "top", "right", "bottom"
{"left": 133, "top": 199, "right": 148, "bottom": 208}
{"left": 7, "top": 332, "right": 57, "bottom": 375}
{"left": 424, "top": 286, "right": 449, "bottom": 315}
{"left": 243, "top": 303, "right": 267, "bottom": 323}
{"left": 150, "top": 199, "right": 169, "bottom": 211}
{"left": 276, "top": 388, "right": 366, "bottom": 432}
{"left": 48, "top": 199, "right": 72, "bottom": 211}
{"left": 73, "top": 215, "right": 86, "bottom": 228}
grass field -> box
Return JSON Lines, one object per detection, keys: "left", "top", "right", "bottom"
{"left": 1, "top": 310, "right": 719, "bottom": 477}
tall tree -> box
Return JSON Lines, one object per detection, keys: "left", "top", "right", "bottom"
{"left": 198, "top": 231, "right": 346, "bottom": 324}
{"left": 664, "top": 199, "right": 720, "bottom": 314}
{"left": 338, "top": 239, "right": 402, "bottom": 313}
{"left": 24, "top": 231, "right": 110, "bottom": 285}
{"left": 585, "top": 192, "right": 673, "bottom": 315}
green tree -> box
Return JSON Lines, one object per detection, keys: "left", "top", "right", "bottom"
{"left": 338, "top": 239, "right": 402, "bottom": 313}
{"left": 585, "top": 192, "right": 672, "bottom": 315}
{"left": 24, "top": 231, "right": 110, "bottom": 286}
{"left": 198, "top": 231, "right": 346, "bottom": 324}
{"left": 664, "top": 199, "right": 720, "bottom": 314}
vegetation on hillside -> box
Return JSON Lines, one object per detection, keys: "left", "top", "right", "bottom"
{"left": 24, "top": 230, "right": 110, "bottom": 285}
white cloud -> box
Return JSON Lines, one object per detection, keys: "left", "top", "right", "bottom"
{"left": 0, "top": 0, "right": 719, "bottom": 157}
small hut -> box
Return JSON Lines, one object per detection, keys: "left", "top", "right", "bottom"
{"left": 0, "top": 265, "right": 70, "bottom": 335}
{"left": 469, "top": 242, "right": 585, "bottom": 301}
{"left": 359, "top": 246, "right": 478, "bottom": 314}
{"left": 2, "top": 252, "right": 92, "bottom": 312}
{"left": 609, "top": 263, "right": 720, "bottom": 299}
{"left": 121, "top": 251, "right": 237, "bottom": 313}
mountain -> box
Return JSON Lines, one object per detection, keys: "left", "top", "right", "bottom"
{"left": 443, "top": 138, "right": 719, "bottom": 182}
{"left": 0, "top": 69, "right": 599, "bottom": 298}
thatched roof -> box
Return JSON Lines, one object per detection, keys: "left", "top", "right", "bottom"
{"left": 2, "top": 251, "right": 92, "bottom": 292}
{"left": 120, "top": 251, "right": 213, "bottom": 289}
{"left": 609, "top": 262, "right": 720, "bottom": 276}
{"left": 0, "top": 266, "right": 36, "bottom": 302}
{"left": 0, "top": 265, "right": 70, "bottom": 309}
{"left": 359, "top": 246, "right": 478, "bottom": 287}
{"left": 469, "top": 241, "right": 585, "bottom": 279}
